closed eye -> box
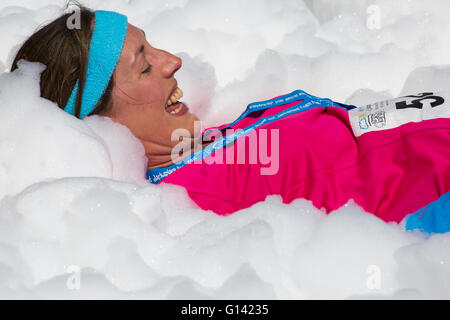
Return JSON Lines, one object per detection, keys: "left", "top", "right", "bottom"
{"left": 142, "top": 64, "right": 152, "bottom": 74}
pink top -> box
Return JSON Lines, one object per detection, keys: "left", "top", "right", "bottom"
{"left": 157, "top": 92, "right": 450, "bottom": 223}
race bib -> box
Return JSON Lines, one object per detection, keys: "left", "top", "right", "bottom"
{"left": 348, "top": 92, "right": 450, "bottom": 137}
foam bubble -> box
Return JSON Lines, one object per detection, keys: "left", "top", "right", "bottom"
{"left": 0, "top": 0, "right": 449, "bottom": 299}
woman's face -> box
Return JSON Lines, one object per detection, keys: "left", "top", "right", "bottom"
{"left": 103, "top": 23, "right": 198, "bottom": 152}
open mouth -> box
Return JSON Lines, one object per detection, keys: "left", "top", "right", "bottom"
{"left": 165, "top": 87, "right": 188, "bottom": 116}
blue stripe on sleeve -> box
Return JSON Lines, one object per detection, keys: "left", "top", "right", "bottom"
{"left": 405, "top": 191, "right": 450, "bottom": 235}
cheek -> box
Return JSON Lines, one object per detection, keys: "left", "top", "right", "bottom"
{"left": 118, "top": 78, "right": 165, "bottom": 105}
{"left": 137, "top": 78, "right": 165, "bottom": 105}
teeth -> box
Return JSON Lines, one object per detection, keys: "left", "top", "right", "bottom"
{"left": 166, "top": 87, "right": 183, "bottom": 107}
{"left": 169, "top": 103, "right": 183, "bottom": 114}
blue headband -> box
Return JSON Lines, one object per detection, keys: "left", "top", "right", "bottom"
{"left": 64, "top": 10, "right": 128, "bottom": 118}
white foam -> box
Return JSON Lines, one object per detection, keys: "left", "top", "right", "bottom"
{"left": 0, "top": 0, "right": 449, "bottom": 299}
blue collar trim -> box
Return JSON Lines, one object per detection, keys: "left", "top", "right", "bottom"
{"left": 146, "top": 90, "right": 352, "bottom": 184}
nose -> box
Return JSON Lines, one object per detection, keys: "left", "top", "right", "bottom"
{"left": 160, "top": 50, "right": 182, "bottom": 78}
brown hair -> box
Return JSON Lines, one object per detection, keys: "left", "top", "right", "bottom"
{"left": 10, "top": 2, "right": 114, "bottom": 118}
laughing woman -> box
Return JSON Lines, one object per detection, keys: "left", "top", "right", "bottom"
{"left": 11, "top": 5, "right": 450, "bottom": 233}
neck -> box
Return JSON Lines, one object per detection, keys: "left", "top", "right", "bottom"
{"left": 144, "top": 139, "right": 212, "bottom": 172}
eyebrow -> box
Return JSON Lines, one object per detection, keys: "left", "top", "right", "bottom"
{"left": 137, "top": 44, "right": 145, "bottom": 56}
